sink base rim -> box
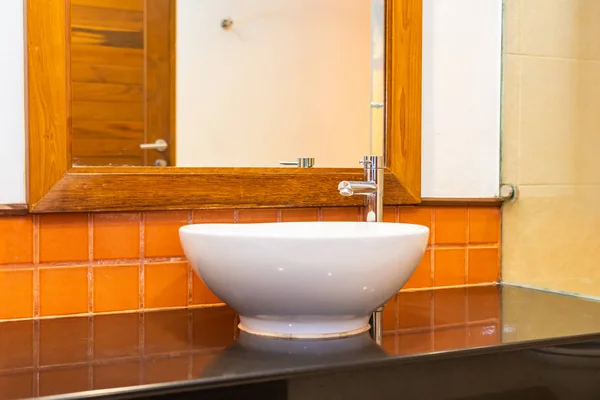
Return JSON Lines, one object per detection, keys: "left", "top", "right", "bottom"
{"left": 238, "top": 316, "right": 371, "bottom": 340}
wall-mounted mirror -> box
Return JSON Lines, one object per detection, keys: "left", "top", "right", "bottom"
{"left": 70, "top": 0, "right": 385, "bottom": 168}
{"left": 27, "top": 0, "right": 420, "bottom": 212}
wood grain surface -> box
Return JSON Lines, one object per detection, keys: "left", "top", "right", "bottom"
{"left": 27, "top": 0, "right": 423, "bottom": 213}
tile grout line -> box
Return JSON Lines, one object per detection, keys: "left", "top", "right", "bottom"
{"left": 395, "top": 310, "right": 400, "bottom": 354}
{"left": 138, "top": 313, "right": 145, "bottom": 385}
{"left": 88, "top": 363, "right": 93, "bottom": 390}
{"left": 397, "top": 318, "right": 500, "bottom": 335}
{"left": 401, "top": 282, "right": 499, "bottom": 293}
{"left": 497, "top": 207, "right": 503, "bottom": 282}
{"left": 187, "top": 265, "right": 193, "bottom": 307}
{"left": 187, "top": 212, "right": 193, "bottom": 307}
{"left": 187, "top": 310, "right": 193, "bottom": 379}
{"left": 32, "top": 215, "right": 40, "bottom": 319}
{"left": 33, "top": 319, "right": 40, "bottom": 397}
{"left": 429, "top": 248, "right": 435, "bottom": 288}
{"left": 32, "top": 214, "right": 40, "bottom": 397}
{"left": 430, "top": 327, "right": 436, "bottom": 350}
{"left": 464, "top": 208, "right": 470, "bottom": 318}
{"left": 88, "top": 315, "right": 94, "bottom": 389}
{"left": 430, "top": 208, "right": 436, "bottom": 286}
{"left": 465, "top": 210, "right": 471, "bottom": 324}
{"left": 88, "top": 214, "right": 94, "bottom": 314}
{"left": 0, "top": 264, "right": 38, "bottom": 271}
{"left": 139, "top": 213, "right": 145, "bottom": 311}
{"left": 516, "top": 24, "right": 522, "bottom": 186}
{"left": 0, "top": 347, "right": 228, "bottom": 374}
{"left": 393, "top": 293, "right": 399, "bottom": 332}
{"left": 429, "top": 288, "right": 435, "bottom": 336}
{"left": 33, "top": 371, "right": 39, "bottom": 398}
{"left": 433, "top": 244, "right": 500, "bottom": 249}
{"left": 0, "top": 303, "right": 229, "bottom": 323}
{"left": 28, "top": 256, "right": 190, "bottom": 269}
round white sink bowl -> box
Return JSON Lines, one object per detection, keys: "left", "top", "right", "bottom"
{"left": 180, "top": 221, "right": 429, "bottom": 339}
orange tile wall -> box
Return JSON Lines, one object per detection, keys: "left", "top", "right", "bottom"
{"left": 0, "top": 206, "right": 501, "bottom": 321}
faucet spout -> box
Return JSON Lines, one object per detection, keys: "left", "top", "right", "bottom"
{"left": 337, "top": 181, "right": 377, "bottom": 196}
{"left": 337, "top": 156, "right": 385, "bottom": 223}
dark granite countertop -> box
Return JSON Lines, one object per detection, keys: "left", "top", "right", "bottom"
{"left": 2, "top": 285, "right": 600, "bottom": 400}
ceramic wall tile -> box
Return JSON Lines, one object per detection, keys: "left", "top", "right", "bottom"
{"left": 520, "top": 0, "right": 600, "bottom": 61}
{"left": 39, "top": 267, "right": 89, "bottom": 317}
{"left": 93, "top": 213, "right": 140, "bottom": 260}
{"left": 503, "top": 0, "right": 600, "bottom": 297}
{"left": 503, "top": 186, "right": 600, "bottom": 296}
{"left": 0, "top": 269, "right": 33, "bottom": 319}
{"left": 0, "top": 205, "right": 500, "bottom": 320}
{"left": 0, "top": 216, "right": 33, "bottom": 265}
{"left": 501, "top": 54, "right": 521, "bottom": 184}
{"left": 93, "top": 265, "right": 140, "bottom": 313}
{"left": 144, "top": 211, "right": 189, "bottom": 258}
{"left": 39, "top": 214, "right": 89, "bottom": 263}
{"left": 502, "top": 0, "right": 521, "bottom": 54}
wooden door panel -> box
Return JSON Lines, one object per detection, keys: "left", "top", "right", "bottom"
{"left": 71, "top": 64, "right": 143, "bottom": 85}
{"left": 70, "top": 1, "right": 174, "bottom": 167}
{"left": 71, "top": 0, "right": 144, "bottom": 12}
{"left": 71, "top": 44, "right": 144, "bottom": 67}
{"left": 72, "top": 101, "right": 144, "bottom": 121}
{"left": 72, "top": 122, "right": 144, "bottom": 166}
{"left": 71, "top": 5, "right": 144, "bottom": 31}
{"left": 72, "top": 121, "right": 145, "bottom": 142}
{"left": 72, "top": 82, "right": 143, "bottom": 103}
{"left": 71, "top": 28, "right": 144, "bottom": 48}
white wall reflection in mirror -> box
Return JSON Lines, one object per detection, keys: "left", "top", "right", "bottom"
{"left": 69, "top": 0, "right": 383, "bottom": 168}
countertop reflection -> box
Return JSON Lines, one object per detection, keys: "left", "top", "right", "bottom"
{"left": 2, "top": 285, "right": 600, "bottom": 399}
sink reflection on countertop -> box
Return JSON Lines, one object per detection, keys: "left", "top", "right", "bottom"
{"left": 204, "top": 331, "right": 388, "bottom": 379}
{"left": 1, "top": 285, "right": 600, "bottom": 399}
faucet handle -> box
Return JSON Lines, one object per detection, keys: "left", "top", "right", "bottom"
{"left": 359, "top": 156, "right": 384, "bottom": 169}
{"left": 359, "top": 157, "right": 372, "bottom": 166}
{"left": 338, "top": 181, "right": 353, "bottom": 196}
{"left": 279, "top": 157, "right": 315, "bottom": 168}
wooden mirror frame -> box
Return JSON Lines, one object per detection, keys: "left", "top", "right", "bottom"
{"left": 27, "top": 0, "right": 422, "bottom": 213}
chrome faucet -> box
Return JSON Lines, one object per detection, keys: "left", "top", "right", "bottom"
{"left": 338, "top": 155, "right": 385, "bottom": 344}
{"left": 338, "top": 155, "right": 384, "bottom": 222}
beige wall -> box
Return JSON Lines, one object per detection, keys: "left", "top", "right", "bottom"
{"left": 176, "top": 0, "right": 371, "bottom": 168}
{"left": 502, "top": 0, "right": 600, "bottom": 297}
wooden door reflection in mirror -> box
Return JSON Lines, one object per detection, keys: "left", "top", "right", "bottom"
{"left": 70, "top": 0, "right": 174, "bottom": 167}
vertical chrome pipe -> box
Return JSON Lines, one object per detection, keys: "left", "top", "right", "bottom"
{"left": 363, "top": 156, "right": 385, "bottom": 343}
{"left": 339, "top": 156, "right": 386, "bottom": 344}
{"left": 369, "top": 306, "right": 384, "bottom": 345}
{"left": 363, "top": 155, "right": 385, "bottom": 222}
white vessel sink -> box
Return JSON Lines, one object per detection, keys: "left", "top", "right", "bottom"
{"left": 180, "top": 221, "right": 429, "bottom": 339}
